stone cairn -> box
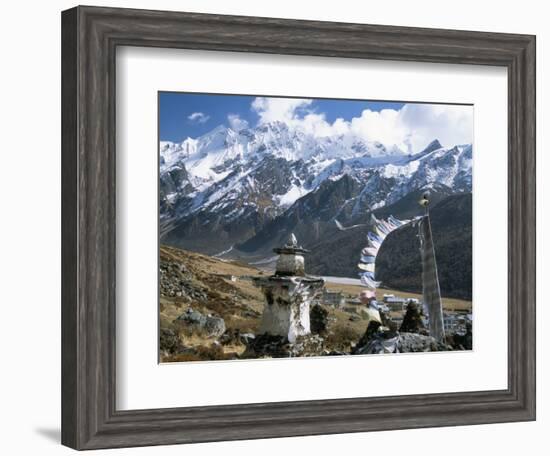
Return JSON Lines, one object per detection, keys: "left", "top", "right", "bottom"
{"left": 245, "top": 234, "right": 325, "bottom": 357}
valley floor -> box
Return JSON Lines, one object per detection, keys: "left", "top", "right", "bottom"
{"left": 159, "top": 245, "right": 472, "bottom": 363}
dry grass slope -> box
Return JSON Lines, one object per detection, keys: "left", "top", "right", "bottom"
{"left": 159, "top": 245, "right": 472, "bottom": 362}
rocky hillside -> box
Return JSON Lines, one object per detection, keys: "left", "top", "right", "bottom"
{"left": 159, "top": 245, "right": 267, "bottom": 362}
{"left": 159, "top": 245, "right": 265, "bottom": 322}
{"left": 375, "top": 193, "right": 472, "bottom": 299}
{"left": 159, "top": 244, "right": 470, "bottom": 362}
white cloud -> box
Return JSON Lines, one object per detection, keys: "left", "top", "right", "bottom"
{"left": 251, "top": 97, "right": 312, "bottom": 124}
{"left": 397, "top": 103, "right": 473, "bottom": 152}
{"left": 250, "top": 97, "right": 473, "bottom": 153}
{"left": 251, "top": 97, "right": 338, "bottom": 137}
{"left": 227, "top": 113, "right": 249, "bottom": 131}
{"left": 187, "top": 112, "right": 210, "bottom": 124}
{"left": 347, "top": 103, "right": 473, "bottom": 153}
{"left": 350, "top": 108, "right": 409, "bottom": 150}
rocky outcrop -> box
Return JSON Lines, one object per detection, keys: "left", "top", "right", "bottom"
{"left": 174, "top": 308, "right": 226, "bottom": 338}
{"left": 353, "top": 322, "right": 450, "bottom": 355}
{"left": 398, "top": 332, "right": 449, "bottom": 352}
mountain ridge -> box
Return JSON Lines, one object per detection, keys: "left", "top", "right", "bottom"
{"left": 159, "top": 121, "right": 473, "bottom": 273}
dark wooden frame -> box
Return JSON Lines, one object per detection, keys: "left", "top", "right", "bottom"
{"left": 61, "top": 5, "right": 536, "bottom": 450}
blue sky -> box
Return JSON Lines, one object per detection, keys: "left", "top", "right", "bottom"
{"left": 159, "top": 92, "right": 405, "bottom": 143}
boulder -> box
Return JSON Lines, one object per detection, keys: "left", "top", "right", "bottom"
{"left": 204, "top": 316, "right": 226, "bottom": 338}
{"left": 175, "top": 308, "right": 207, "bottom": 326}
{"left": 353, "top": 322, "right": 450, "bottom": 355}
{"left": 398, "top": 332, "right": 450, "bottom": 352}
{"left": 174, "top": 308, "right": 226, "bottom": 339}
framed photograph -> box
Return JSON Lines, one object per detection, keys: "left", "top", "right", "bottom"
{"left": 61, "top": 5, "right": 536, "bottom": 450}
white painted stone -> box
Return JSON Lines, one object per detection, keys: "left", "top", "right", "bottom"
{"left": 255, "top": 279, "right": 323, "bottom": 343}
{"left": 275, "top": 253, "right": 305, "bottom": 276}
{"left": 254, "top": 234, "right": 324, "bottom": 343}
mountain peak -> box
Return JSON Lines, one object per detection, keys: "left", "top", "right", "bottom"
{"left": 208, "top": 124, "right": 231, "bottom": 137}
{"left": 421, "top": 139, "right": 443, "bottom": 154}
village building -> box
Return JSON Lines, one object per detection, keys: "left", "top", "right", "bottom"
{"left": 443, "top": 312, "right": 471, "bottom": 334}
{"left": 383, "top": 294, "right": 420, "bottom": 312}
{"left": 319, "top": 289, "right": 346, "bottom": 308}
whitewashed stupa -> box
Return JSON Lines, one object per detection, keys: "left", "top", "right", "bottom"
{"left": 253, "top": 234, "right": 325, "bottom": 343}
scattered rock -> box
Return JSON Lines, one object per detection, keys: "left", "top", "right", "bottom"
{"left": 398, "top": 332, "right": 450, "bottom": 352}
{"left": 160, "top": 258, "right": 193, "bottom": 298}
{"left": 159, "top": 328, "right": 179, "bottom": 354}
{"left": 242, "top": 333, "right": 325, "bottom": 358}
{"left": 160, "top": 257, "right": 209, "bottom": 301}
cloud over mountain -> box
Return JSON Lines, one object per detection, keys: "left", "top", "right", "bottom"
{"left": 250, "top": 97, "right": 472, "bottom": 154}
{"left": 159, "top": 116, "right": 472, "bottom": 263}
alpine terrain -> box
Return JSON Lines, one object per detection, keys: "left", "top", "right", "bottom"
{"left": 159, "top": 121, "right": 472, "bottom": 298}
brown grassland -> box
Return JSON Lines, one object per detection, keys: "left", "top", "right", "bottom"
{"left": 159, "top": 245, "right": 472, "bottom": 362}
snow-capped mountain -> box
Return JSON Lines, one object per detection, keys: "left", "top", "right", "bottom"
{"left": 159, "top": 121, "right": 472, "bottom": 257}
